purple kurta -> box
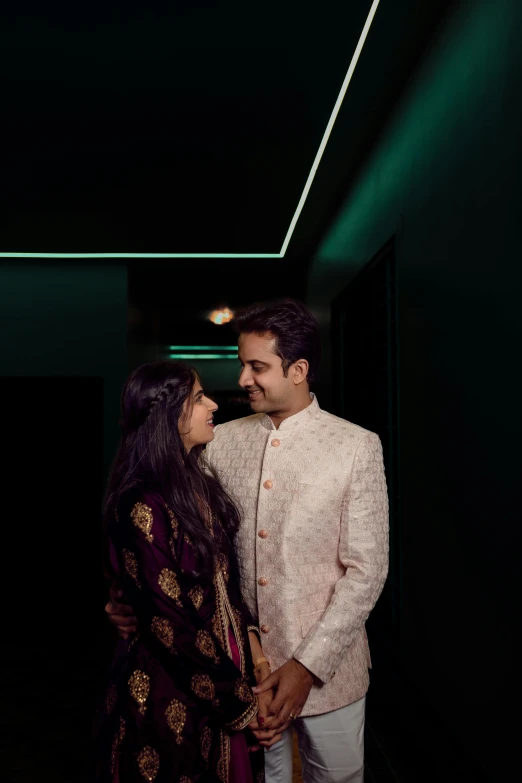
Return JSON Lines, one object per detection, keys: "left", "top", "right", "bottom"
{"left": 96, "top": 488, "right": 264, "bottom": 783}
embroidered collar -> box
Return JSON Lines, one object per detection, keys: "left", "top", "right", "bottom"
{"left": 259, "top": 394, "right": 320, "bottom": 431}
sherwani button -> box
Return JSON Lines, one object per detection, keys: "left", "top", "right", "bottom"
{"left": 258, "top": 577, "right": 268, "bottom": 586}
{"left": 271, "top": 439, "right": 281, "bottom": 447}
{"left": 263, "top": 480, "right": 273, "bottom": 489}
{"left": 258, "top": 530, "right": 269, "bottom": 539}
{"left": 260, "top": 624, "right": 270, "bottom": 633}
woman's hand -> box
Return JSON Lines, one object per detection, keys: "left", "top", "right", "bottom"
{"left": 250, "top": 687, "right": 285, "bottom": 748}
{"left": 246, "top": 636, "right": 284, "bottom": 747}
{"left": 249, "top": 664, "right": 285, "bottom": 748}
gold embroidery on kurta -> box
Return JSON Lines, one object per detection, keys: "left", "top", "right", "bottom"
{"left": 212, "top": 572, "right": 233, "bottom": 660}
{"left": 169, "top": 535, "right": 177, "bottom": 560}
{"left": 165, "top": 698, "right": 186, "bottom": 745}
{"left": 184, "top": 532, "right": 194, "bottom": 547}
{"left": 213, "top": 569, "right": 243, "bottom": 670}
{"left": 151, "top": 616, "right": 174, "bottom": 651}
{"left": 137, "top": 746, "right": 160, "bottom": 781}
{"left": 199, "top": 497, "right": 215, "bottom": 532}
{"left": 166, "top": 505, "right": 179, "bottom": 538}
{"left": 231, "top": 607, "right": 244, "bottom": 648}
{"left": 158, "top": 568, "right": 182, "bottom": 606}
{"left": 211, "top": 610, "right": 223, "bottom": 645}
{"left": 122, "top": 549, "right": 141, "bottom": 589}
{"left": 106, "top": 684, "right": 117, "bottom": 714}
{"left": 195, "top": 630, "right": 220, "bottom": 664}
{"left": 227, "top": 698, "right": 258, "bottom": 731}
{"left": 188, "top": 585, "right": 204, "bottom": 610}
{"left": 200, "top": 725, "right": 212, "bottom": 764}
{"left": 128, "top": 632, "right": 140, "bottom": 652}
{"left": 218, "top": 552, "right": 229, "bottom": 583}
{"left": 217, "top": 729, "right": 230, "bottom": 783}
{"left": 191, "top": 673, "right": 215, "bottom": 701}
{"left": 128, "top": 670, "right": 150, "bottom": 715}
{"left": 234, "top": 677, "right": 252, "bottom": 703}
{"left": 131, "top": 502, "right": 154, "bottom": 542}
{"left": 110, "top": 716, "right": 125, "bottom": 774}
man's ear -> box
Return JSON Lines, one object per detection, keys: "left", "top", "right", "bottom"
{"left": 292, "top": 359, "right": 309, "bottom": 386}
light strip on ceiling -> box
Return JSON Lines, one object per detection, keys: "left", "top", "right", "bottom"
{"left": 0, "top": 0, "right": 380, "bottom": 260}
{"left": 167, "top": 345, "right": 238, "bottom": 360}
{"left": 279, "top": 0, "right": 381, "bottom": 257}
{"left": 169, "top": 353, "right": 238, "bottom": 360}
{"left": 168, "top": 345, "right": 237, "bottom": 350}
{"left": 0, "top": 252, "right": 281, "bottom": 259}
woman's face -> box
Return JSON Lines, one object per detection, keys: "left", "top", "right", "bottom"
{"left": 179, "top": 380, "right": 218, "bottom": 452}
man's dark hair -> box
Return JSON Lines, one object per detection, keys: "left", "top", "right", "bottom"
{"left": 234, "top": 298, "right": 321, "bottom": 382}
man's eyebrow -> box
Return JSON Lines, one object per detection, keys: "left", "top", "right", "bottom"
{"left": 239, "top": 359, "right": 270, "bottom": 366}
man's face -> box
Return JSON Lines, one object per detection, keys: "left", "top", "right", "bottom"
{"left": 238, "top": 332, "right": 294, "bottom": 414}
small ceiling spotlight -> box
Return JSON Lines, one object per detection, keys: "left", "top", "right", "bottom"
{"left": 209, "top": 307, "right": 234, "bottom": 325}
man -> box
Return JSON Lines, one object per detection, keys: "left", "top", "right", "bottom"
{"left": 107, "top": 299, "right": 389, "bottom": 782}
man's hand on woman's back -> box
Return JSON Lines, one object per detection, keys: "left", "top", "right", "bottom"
{"left": 105, "top": 581, "right": 137, "bottom": 639}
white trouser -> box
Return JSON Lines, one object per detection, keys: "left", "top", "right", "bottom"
{"left": 264, "top": 697, "right": 366, "bottom": 783}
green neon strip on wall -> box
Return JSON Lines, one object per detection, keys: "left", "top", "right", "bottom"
{"left": 169, "top": 353, "right": 238, "bottom": 360}
{"left": 0, "top": 1, "right": 380, "bottom": 259}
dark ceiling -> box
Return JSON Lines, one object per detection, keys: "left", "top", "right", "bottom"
{"left": 1, "top": 0, "right": 454, "bottom": 343}
{"left": 2, "top": 0, "right": 373, "bottom": 255}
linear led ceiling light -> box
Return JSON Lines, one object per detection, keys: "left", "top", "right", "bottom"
{"left": 168, "top": 345, "right": 237, "bottom": 350}
{"left": 167, "top": 345, "right": 238, "bottom": 360}
{"left": 279, "top": 0, "right": 380, "bottom": 257}
{"left": 1, "top": 0, "right": 380, "bottom": 260}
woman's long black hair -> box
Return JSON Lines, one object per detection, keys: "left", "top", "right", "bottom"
{"left": 103, "top": 361, "right": 240, "bottom": 578}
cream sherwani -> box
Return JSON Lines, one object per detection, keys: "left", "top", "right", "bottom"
{"left": 204, "top": 395, "right": 389, "bottom": 718}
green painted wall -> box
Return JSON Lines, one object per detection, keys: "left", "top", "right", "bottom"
{"left": 308, "top": 0, "right": 520, "bottom": 778}
{"left": 0, "top": 263, "right": 128, "bottom": 477}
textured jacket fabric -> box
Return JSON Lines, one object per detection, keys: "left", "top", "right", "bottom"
{"left": 204, "top": 396, "right": 389, "bottom": 717}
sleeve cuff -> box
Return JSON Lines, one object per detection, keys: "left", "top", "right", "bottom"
{"left": 226, "top": 696, "right": 258, "bottom": 731}
{"left": 293, "top": 652, "right": 330, "bottom": 686}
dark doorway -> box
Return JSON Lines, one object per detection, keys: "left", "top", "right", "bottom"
{"left": 330, "top": 238, "right": 400, "bottom": 645}
{"left": 329, "top": 245, "right": 494, "bottom": 782}
{"left": 0, "top": 376, "right": 106, "bottom": 782}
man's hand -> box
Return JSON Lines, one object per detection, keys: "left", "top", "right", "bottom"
{"left": 253, "top": 658, "right": 313, "bottom": 730}
{"left": 105, "top": 582, "right": 137, "bottom": 640}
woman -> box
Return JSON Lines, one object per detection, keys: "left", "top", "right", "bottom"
{"left": 96, "top": 362, "right": 268, "bottom": 782}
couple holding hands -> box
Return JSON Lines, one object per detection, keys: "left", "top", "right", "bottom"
{"left": 98, "top": 299, "right": 389, "bottom": 783}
